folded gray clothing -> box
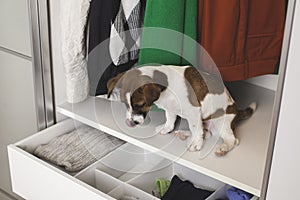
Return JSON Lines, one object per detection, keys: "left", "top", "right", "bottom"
{"left": 33, "top": 126, "right": 125, "bottom": 172}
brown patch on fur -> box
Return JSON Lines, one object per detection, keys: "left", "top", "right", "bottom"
{"left": 184, "top": 67, "right": 208, "bottom": 106}
{"left": 201, "top": 73, "right": 225, "bottom": 94}
{"left": 130, "top": 70, "right": 167, "bottom": 108}
{"left": 236, "top": 106, "right": 255, "bottom": 122}
{"left": 184, "top": 67, "right": 224, "bottom": 107}
{"left": 130, "top": 83, "right": 163, "bottom": 115}
{"left": 107, "top": 70, "right": 143, "bottom": 99}
{"left": 143, "top": 84, "right": 165, "bottom": 106}
{"left": 107, "top": 72, "right": 126, "bottom": 98}
{"left": 203, "top": 104, "right": 238, "bottom": 130}
{"left": 107, "top": 69, "right": 168, "bottom": 115}
{"left": 226, "top": 104, "right": 237, "bottom": 114}
{"left": 226, "top": 104, "right": 238, "bottom": 130}
{"left": 203, "top": 109, "right": 225, "bottom": 122}
{"left": 226, "top": 103, "right": 255, "bottom": 131}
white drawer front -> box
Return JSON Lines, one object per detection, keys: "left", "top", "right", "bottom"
{"left": 0, "top": 0, "right": 31, "bottom": 56}
{"left": 7, "top": 120, "right": 113, "bottom": 200}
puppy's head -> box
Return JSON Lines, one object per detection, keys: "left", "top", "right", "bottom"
{"left": 107, "top": 70, "right": 166, "bottom": 127}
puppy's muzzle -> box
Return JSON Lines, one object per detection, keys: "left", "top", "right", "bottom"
{"left": 125, "top": 119, "right": 140, "bottom": 127}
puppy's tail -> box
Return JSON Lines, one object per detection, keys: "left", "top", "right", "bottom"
{"left": 236, "top": 102, "right": 257, "bottom": 122}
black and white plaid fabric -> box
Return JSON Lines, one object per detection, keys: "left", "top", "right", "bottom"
{"left": 109, "top": 0, "right": 145, "bottom": 66}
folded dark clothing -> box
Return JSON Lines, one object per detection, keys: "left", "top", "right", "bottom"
{"left": 161, "top": 175, "right": 213, "bottom": 200}
{"left": 33, "top": 126, "right": 124, "bottom": 172}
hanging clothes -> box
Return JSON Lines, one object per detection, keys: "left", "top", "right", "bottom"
{"left": 198, "top": 0, "right": 286, "bottom": 81}
{"left": 60, "top": 0, "right": 90, "bottom": 103}
{"left": 138, "top": 0, "right": 198, "bottom": 67}
{"left": 88, "top": 0, "right": 146, "bottom": 96}
{"left": 110, "top": 0, "right": 144, "bottom": 66}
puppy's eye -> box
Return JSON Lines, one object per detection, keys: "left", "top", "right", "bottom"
{"left": 133, "top": 102, "right": 146, "bottom": 109}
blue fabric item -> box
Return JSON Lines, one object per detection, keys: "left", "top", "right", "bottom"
{"left": 226, "top": 187, "right": 253, "bottom": 200}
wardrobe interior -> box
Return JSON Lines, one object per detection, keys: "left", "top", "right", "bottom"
{"left": 13, "top": 0, "right": 290, "bottom": 199}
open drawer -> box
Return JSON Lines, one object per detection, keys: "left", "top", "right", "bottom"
{"left": 8, "top": 119, "right": 115, "bottom": 200}
{"left": 7, "top": 119, "right": 233, "bottom": 200}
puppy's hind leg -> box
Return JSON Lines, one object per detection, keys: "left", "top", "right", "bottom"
{"left": 203, "top": 120, "right": 212, "bottom": 139}
{"left": 215, "top": 114, "right": 238, "bottom": 156}
{"left": 186, "top": 115, "right": 205, "bottom": 152}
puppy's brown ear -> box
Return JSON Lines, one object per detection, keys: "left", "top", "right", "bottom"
{"left": 143, "top": 84, "right": 164, "bottom": 106}
{"left": 107, "top": 73, "right": 124, "bottom": 98}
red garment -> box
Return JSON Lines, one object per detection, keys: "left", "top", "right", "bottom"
{"left": 198, "top": 0, "right": 286, "bottom": 81}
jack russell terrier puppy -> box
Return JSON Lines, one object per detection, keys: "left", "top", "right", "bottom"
{"left": 107, "top": 65, "right": 256, "bottom": 156}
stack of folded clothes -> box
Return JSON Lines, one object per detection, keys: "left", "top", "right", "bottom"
{"left": 33, "top": 125, "right": 125, "bottom": 172}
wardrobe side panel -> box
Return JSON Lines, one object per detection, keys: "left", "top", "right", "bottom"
{"left": 266, "top": 2, "right": 300, "bottom": 200}
{"left": 49, "top": 0, "right": 67, "bottom": 120}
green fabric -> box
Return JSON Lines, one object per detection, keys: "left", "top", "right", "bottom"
{"left": 138, "top": 0, "right": 198, "bottom": 112}
{"left": 138, "top": 0, "right": 198, "bottom": 66}
{"left": 155, "top": 178, "right": 171, "bottom": 197}
{"left": 182, "top": 0, "right": 198, "bottom": 66}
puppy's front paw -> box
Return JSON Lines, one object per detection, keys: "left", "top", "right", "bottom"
{"left": 173, "top": 130, "right": 190, "bottom": 140}
{"left": 155, "top": 124, "right": 173, "bottom": 135}
{"left": 187, "top": 137, "right": 204, "bottom": 152}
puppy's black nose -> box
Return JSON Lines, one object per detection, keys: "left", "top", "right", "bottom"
{"left": 133, "top": 120, "right": 140, "bottom": 125}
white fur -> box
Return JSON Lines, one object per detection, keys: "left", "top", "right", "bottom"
{"left": 201, "top": 92, "right": 234, "bottom": 119}
{"left": 155, "top": 111, "right": 177, "bottom": 135}
{"left": 249, "top": 102, "right": 257, "bottom": 112}
{"left": 109, "top": 88, "right": 121, "bottom": 101}
{"left": 208, "top": 114, "right": 238, "bottom": 156}
{"left": 121, "top": 65, "right": 239, "bottom": 154}
{"left": 125, "top": 92, "right": 144, "bottom": 125}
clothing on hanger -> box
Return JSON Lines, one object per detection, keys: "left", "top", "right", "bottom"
{"left": 60, "top": 0, "right": 90, "bottom": 103}
{"left": 88, "top": 0, "right": 146, "bottom": 96}
{"left": 197, "top": 0, "right": 286, "bottom": 81}
{"left": 138, "top": 0, "right": 198, "bottom": 67}
{"left": 110, "top": 0, "right": 145, "bottom": 66}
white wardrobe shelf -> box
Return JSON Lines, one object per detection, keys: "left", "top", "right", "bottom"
{"left": 57, "top": 81, "right": 276, "bottom": 197}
